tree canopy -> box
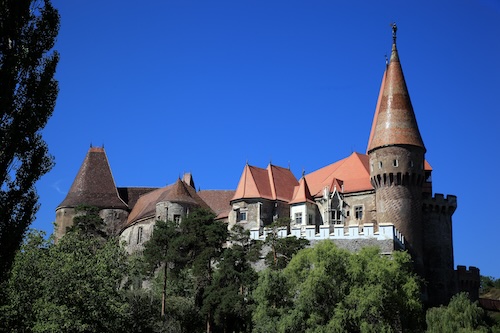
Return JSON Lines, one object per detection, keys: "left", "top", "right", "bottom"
{"left": 253, "top": 241, "right": 424, "bottom": 333}
{"left": 0, "top": 230, "right": 129, "bottom": 333}
{"left": 426, "top": 292, "right": 494, "bottom": 333}
{"left": 0, "top": 0, "right": 60, "bottom": 282}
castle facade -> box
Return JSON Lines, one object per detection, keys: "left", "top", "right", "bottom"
{"left": 55, "top": 28, "right": 477, "bottom": 306}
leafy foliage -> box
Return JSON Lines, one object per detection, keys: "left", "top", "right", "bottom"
{"left": 426, "top": 292, "right": 491, "bottom": 333}
{"left": 143, "top": 208, "right": 229, "bottom": 330}
{"left": 264, "top": 217, "right": 309, "bottom": 270}
{"left": 202, "top": 225, "right": 260, "bottom": 332}
{"left": 0, "top": 230, "right": 129, "bottom": 333}
{"left": 69, "top": 205, "right": 108, "bottom": 239}
{"left": 253, "top": 241, "right": 424, "bottom": 333}
{"left": 481, "top": 276, "right": 500, "bottom": 295}
{"left": 0, "top": 0, "right": 60, "bottom": 283}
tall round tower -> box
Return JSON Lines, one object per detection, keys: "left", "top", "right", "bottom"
{"left": 367, "top": 24, "right": 426, "bottom": 271}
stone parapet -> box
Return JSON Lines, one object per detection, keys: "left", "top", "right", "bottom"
{"left": 423, "top": 193, "right": 457, "bottom": 215}
{"left": 249, "top": 223, "right": 404, "bottom": 250}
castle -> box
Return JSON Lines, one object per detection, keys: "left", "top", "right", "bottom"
{"left": 55, "top": 26, "right": 478, "bottom": 307}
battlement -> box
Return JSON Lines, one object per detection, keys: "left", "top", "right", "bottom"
{"left": 249, "top": 223, "right": 405, "bottom": 249}
{"left": 423, "top": 193, "right": 457, "bottom": 214}
{"left": 456, "top": 265, "right": 480, "bottom": 301}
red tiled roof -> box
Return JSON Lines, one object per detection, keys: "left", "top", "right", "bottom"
{"left": 367, "top": 42, "right": 425, "bottom": 153}
{"left": 125, "top": 179, "right": 211, "bottom": 227}
{"left": 367, "top": 69, "right": 386, "bottom": 153}
{"left": 424, "top": 160, "right": 432, "bottom": 171}
{"left": 290, "top": 176, "right": 315, "bottom": 205}
{"left": 305, "top": 152, "right": 372, "bottom": 196}
{"left": 57, "top": 147, "right": 128, "bottom": 210}
{"left": 231, "top": 163, "right": 298, "bottom": 202}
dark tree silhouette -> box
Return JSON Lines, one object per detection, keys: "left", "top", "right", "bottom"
{"left": 0, "top": 0, "right": 60, "bottom": 282}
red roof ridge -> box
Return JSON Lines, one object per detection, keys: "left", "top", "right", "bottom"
{"left": 267, "top": 164, "right": 278, "bottom": 200}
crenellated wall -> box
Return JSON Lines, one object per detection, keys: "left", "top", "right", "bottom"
{"left": 250, "top": 223, "right": 404, "bottom": 254}
{"left": 423, "top": 193, "right": 457, "bottom": 306}
{"left": 456, "top": 265, "right": 480, "bottom": 301}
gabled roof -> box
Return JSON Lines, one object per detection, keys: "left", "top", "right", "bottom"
{"left": 231, "top": 163, "right": 298, "bottom": 202}
{"left": 125, "top": 178, "right": 211, "bottom": 227}
{"left": 305, "top": 152, "right": 372, "bottom": 196}
{"left": 290, "top": 176, "right": 315, "bottom": 205}
{"left": 367, "top": 37, "right": 425, "bottom": 153}
{"left": 57, "top": 147, "right": 128, "bottom": 210}
{"left": 198, "top": 190, "right": 236, "bottom": 219}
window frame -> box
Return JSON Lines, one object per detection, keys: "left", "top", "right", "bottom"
{"left": 354, "top": 206, "right": 363, "bottom": 220}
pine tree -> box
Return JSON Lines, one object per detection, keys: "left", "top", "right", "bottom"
{"left": 0, "top": 0, "right": 59, "bottom": 282}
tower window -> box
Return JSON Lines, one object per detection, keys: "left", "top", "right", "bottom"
{"left": 308, "top": 214, "right": 313, "bottom": 225}
{"left": 410, "top": 160, "right": 414, "bottom": 168}
{"left": 295, "top": 212, "right": 303, "bottom": 224}
{"left": 378, "top": 161, "right": 383, "bottom": 169}
{"left": 393, "top": 159, "right": 398, "bottom": 167}
{"left": 136, "top": 226, "right": 143, "bottom": 244}
{"left": 236, "top": 209, "right": 247, "bottom": 222}
{"left": 354, "top": 206, "right": 363, "bottom": 220}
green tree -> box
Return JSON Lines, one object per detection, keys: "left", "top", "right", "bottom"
{"left": 0, "top": 0, "right": 60, "bottom": 282}
{"left": 253, "top": 241, "right": 423, "bottom": 333}
{"left": 143, "top": 219, "right": 182, "bottom": 318}
{"left": 202, "top": 225, "right": 260, "bottom": 332}
{"left": 176, "top": 208, "right": 228, "bottom": 332}
{"left": 0, "top": 229, "right": 130, "bottom": 333}
{"left": 0, "top": 230, "right": 49, "bottom": 332}
{"left": 69, "top": 205, "right": 108, "bottom": 239}
{"left": 264, "top": 217, "right": 309, "bottom": 270}
{"left": 143, "top": 208, "right": 228, "bottom": 332}
{"left": 481, "top": 276, "right": 500, "bottom": 295}
{"left": 426, "top": 292, "right": 492, "bottom": 333}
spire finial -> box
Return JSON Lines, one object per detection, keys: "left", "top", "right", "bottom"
{"left": 302, "top": 168, "right": 305, "bottom": 177}
{"left": 391, "top": 22, "right": 397, "bottom": 44}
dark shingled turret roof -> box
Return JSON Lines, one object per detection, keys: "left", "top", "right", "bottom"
{"left": 367, "top": 28, "right": 425, "bottom": 153}
{"left": 57, "top": 147, "right": 128, "bottom": 210}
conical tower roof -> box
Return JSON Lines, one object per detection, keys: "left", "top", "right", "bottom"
{"left": 57, "top": 147, "right": 128, "bottom": 209}
{"left": 367, "top": 25, "right": 425, "bottom": 153}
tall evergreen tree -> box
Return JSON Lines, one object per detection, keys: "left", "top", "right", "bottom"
{"left": 0, "top": 0, "right": 60, "bottom": 281}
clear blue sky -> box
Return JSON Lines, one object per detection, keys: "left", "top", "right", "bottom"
{"left": 34, "top": 0, "right": 500, "bottom": 278}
